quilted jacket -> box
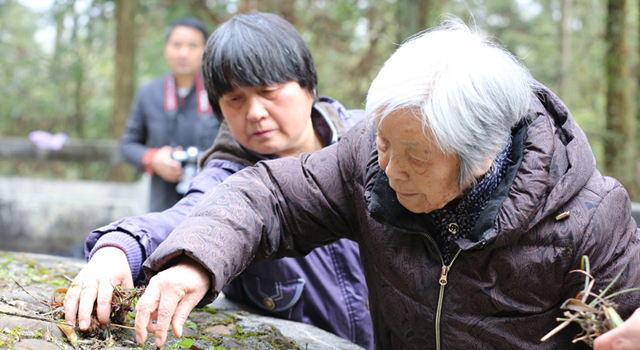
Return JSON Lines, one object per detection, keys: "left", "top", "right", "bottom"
{"left": 145, "top": 85, "right": 640, "bottom": 349}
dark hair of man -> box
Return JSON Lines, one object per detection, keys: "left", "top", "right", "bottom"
{"left": 201, "top": 12, "right": 318, "bottom": 119}
{"left": 165, "top": 16, "right": 208, "bottom": 44}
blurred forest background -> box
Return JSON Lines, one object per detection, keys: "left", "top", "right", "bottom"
{"left": 1, "top": 0, "right": 640, "bottom": 199}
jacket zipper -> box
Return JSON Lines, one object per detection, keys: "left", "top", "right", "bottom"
{"left": 435, "top": 248, "right": 461, "bottom": 350}
{"left": 421, "top": 231, "right": 462, "bottom": 350}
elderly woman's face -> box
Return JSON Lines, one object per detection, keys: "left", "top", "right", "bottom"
{"left": 376, "top": 109, "right": 462, "bottom": 214}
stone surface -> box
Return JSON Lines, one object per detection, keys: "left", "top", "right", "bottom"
{"left": 234, "top": 314, "right": 366, "bottom": 350}
{"left": 0, "top": 175, "right": 150, "bottom": 258}
{"left": 205, "top": 324, "right": 232, "bottom": 335}
{"left": 0, "top": 250, "right": 365, "bottom": 350}
{"left": 0, "top": 317, "right": 64, "bottom": 338}
{"left": 10, "top": 338, "right": 62, "bottom": 350}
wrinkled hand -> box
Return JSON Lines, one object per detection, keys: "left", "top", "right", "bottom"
{"left": 152, "top": 146, "right": 183, "bottom": 183}
{"left": 134, "top": 257, "right": 210, "bottom": 348}
{"left": 594, "top": 308, "right": 640, "bottom": 350}
{"left": 64, "top": 246, "right": 133, "bottom": 330}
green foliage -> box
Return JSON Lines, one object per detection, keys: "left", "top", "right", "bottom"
{"left": 0, "top": 256, "right": 15, "bottom": 268}
{"left": 0, "top": 0, "right": 116, "bottom": 139}
{"left": 185, "top": 319, "right": 198, "bottom": 331}
{"left": 1, "top": 0, "right": 638, "bottom": 193}
{"left": 173, "top": 338, "right": 193, "bottom": 349}
{"left": 193, "top": 305, "right": 218, "bottom": 314}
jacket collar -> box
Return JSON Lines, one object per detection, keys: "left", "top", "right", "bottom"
{"left": 365, "top": 83, "right": 590, "bottom": 250}
{"left": 367, "top": 121, "right": 527, "bottom": 242}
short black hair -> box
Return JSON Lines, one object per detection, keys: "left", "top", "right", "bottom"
{"left": 166, "top": 17, "right": 208, "bottom": 44}
{"left": 201, "top": 12, "right": 318, "bottom": 119}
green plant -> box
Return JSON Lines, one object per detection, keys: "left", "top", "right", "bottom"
{"left": 173, "top": 338, "right": 193, "bottom": 349}
{"left": 109, "top": 285, "right": 145, "bottom": 325}
{"left": 541, "top": 256, "right": 640, "bottom": 346}
{"left": 184, "top": 319, "right": 198, "bottom": 331}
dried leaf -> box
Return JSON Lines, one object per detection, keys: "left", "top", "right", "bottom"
{"left": 57, "top": 323, "right": 78, "bottom": 348}
{"left": 561, "top": 298, "right": 597, "bottom": 313}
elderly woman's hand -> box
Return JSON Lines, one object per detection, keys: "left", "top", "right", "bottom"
{"left": 63, "top": 246, "right": 133, "bottom": 329}
{"left": 594, "top": 308, "right": 640, "bottom": 350}
{"left": 134, "top": 257, "right": 210, "bottom": 348}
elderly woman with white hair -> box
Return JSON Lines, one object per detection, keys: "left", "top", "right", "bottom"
{"left": 131, "top": 19, "right": 640, "bottom": 349}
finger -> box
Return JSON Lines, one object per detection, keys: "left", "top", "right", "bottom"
{"left": 63, "top": 282, "right": 84, "bottom": 326}
{"left": 135, "top": 288, "right": 160, "bottom": 345}
{"left": 171, "top": 161, "right": 183, "bottom": 170}
{"left": 154, "top": 293, "right": 182, "bottom": 348}
{"left": 77, "top": 284, "right": 99, "bottom": 330}
{"left": 95, "top": 280, "right": 115, "bottom": 325}
{"left": 592, "top": 336, "right": 609, "bottom": 350}
{"left": 171, "top": 298, "right": 198, "bottom": 338}
{"left": 145, "top": 310, "right": 158, "bottom": 333}
{"left": 122, "top": 275, "right": 134, "bottom": 289}
{"left": 594, "top": 329, "right": 633, "bottom": 350}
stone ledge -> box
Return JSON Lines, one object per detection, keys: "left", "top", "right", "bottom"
{"left": 0, "top": 250, "right": 364, "bottom": 350}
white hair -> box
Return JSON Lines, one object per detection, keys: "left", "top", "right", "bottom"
{"left": 365, "top": 18, "right": 535, "bottom": 188}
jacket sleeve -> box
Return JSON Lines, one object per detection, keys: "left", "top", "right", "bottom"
{"left": 575, "top": 178, "right": 640, "bottom": 320}
{"left": 85, "top": 160, "right": 240, "bottom": 284}
{"left": 143, "top": 121, "right": 371, "bottom": 303}
{"left": 119, "top": 89, "right": 150, "bottom": 170}
{"left": 345, "top": 109, "right": 366, "bottom": 129}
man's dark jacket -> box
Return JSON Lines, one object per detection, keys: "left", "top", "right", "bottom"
{"left": 120, "top": 74, "right": 220, "bottom": 212}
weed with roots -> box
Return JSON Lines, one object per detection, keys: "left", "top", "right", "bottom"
{"left": 541, "top": 256, "right": 640, "bottom": 347}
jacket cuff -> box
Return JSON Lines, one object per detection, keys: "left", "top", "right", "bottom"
{"left": 141, "top": 148, "right": 159, "bottom": 175}
{"left": 89, "top": 232, "right": 144, "bottom": 283}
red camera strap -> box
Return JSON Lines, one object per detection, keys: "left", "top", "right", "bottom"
{"left": 164, "top": 73, "right": 211, "bottom": 116}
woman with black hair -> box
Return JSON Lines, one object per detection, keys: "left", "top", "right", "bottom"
{"left": 64, "top": 12, "right": 373, "bottom": 349}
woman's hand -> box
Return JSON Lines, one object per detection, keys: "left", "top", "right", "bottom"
{"left": 63, "top": 246, "right": 133, "bottom": 329}
{"left": 594, "top": 308, "right": 640, "bottom": 350}
{"left": 134, "top": 257, "right": 210, "bottom": 348}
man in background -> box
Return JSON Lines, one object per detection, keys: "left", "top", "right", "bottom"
{"left": 120, "top": 17, "right": 220, "bottom": 212}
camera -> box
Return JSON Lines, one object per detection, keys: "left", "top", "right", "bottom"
{"left": 171, "top": 146, "right": 200, "bottom": 194}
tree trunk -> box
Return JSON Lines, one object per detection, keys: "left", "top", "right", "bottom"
{"left": 396, "top": 0, "right": 444, "bottom": 43}
{"left": 70, "top": 12, "right": 85, "bottom": 139}
{"left": 605, "top": 0, "right": 637, "bottom": 198}
{"left": 254, "top": 0, "right": 296, "bottom": 24}
{"left": 111, "top": 0, "right": 139, "bottom": 181}
{"left": 279, "top": 0, "right": 296, "bottom": 25}
{"left": 558, "top": 0, "right": 573, "bottom": 99}
{"left": 112, "top": 0, "right": 138, "bottom": 139}
{"left": 50, "top": 0, "right": 73, "bottom": 81}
